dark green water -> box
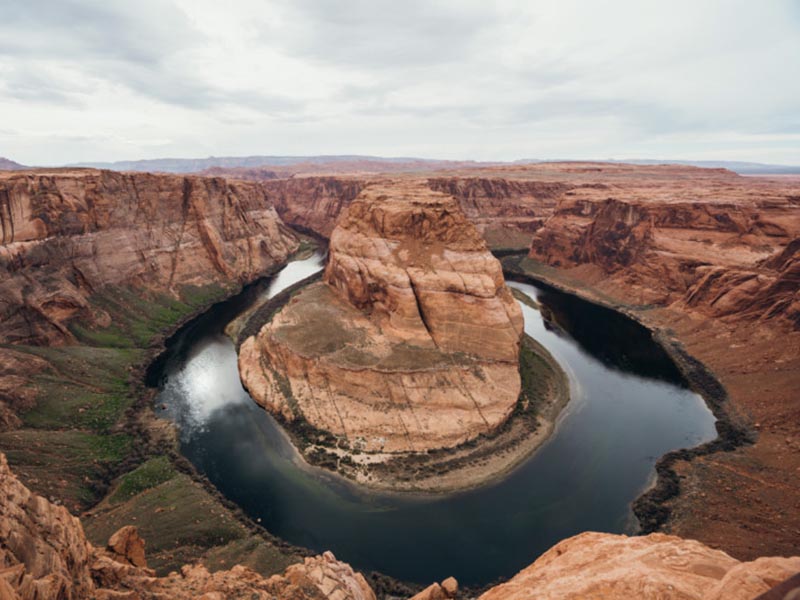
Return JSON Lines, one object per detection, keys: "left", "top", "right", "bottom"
{"left": 151, "top": 253, "right": 717, "bottom": 586}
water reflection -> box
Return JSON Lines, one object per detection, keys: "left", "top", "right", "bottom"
{"left": 152, "top": 256, "right": 718, "bottom": 585}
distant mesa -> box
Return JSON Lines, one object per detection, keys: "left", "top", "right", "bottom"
{"left": 0, "top": 157, "right": 28, "bottom": 170}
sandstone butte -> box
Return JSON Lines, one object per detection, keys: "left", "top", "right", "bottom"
{"left": 2, "top": 451, "right": 798, "bottom": 600}
{"left": 239, "top": 181, "right": 525, "bottom": 454}
{"left": 1, "top": 165, "right": 799, "bottom": 599}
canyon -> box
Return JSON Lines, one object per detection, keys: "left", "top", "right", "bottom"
{"left": 0, "top": 164, "right": 798, "bottom": 598}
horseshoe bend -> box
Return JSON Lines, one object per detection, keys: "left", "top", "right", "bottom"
{"left": 236, "top": 182, "right": 571, "bottom": 491}
{"left": 0, "top": 162, "right": 798, "bottom": 599}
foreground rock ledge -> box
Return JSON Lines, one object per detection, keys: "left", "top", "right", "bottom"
{"left": 239, "top": 181, "right": 524, "bottom": 454}
{"left": 2, "top": 452, "right": 798, "bottom": 600}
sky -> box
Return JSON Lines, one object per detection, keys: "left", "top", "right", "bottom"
{"left": 1, "top": 0, "right": 799, "bottom": 166}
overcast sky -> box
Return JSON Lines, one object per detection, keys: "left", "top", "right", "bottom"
{"left": 1, "top": 0, "right": 799, "bottom": 165}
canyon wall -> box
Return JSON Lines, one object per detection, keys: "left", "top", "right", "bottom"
{"left": 0, "top": 169, "right": 299, "bottom": 345}
{"left": 426, "top": 177, "right": 567, "bottom": 249}
{"left": 261, "top": 176, "right": 367, "bottom": 238}
{"left": 257, "top": 175, "right": 569, "bottom": 249}
{"left": 0, "top": 452, "right": 376, "bottom": 600}
{"left": 240, "top": 181, "right": 524, "bottom": 454}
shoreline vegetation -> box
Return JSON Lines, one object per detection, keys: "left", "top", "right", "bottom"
{"left": 232, "top": 266, "right": 571, "bottom": 495}
{"left": 3, "top": 239, "right": 739, "bottom": 597}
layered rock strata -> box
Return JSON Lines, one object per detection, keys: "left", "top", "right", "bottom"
{"left": 478, "top": 532, "right": 800, "bottom": 600}
{"left": 0, "top": 169, "right": 299, "bottom": 345}
{"left": 3, "top": 450, "right": 798, "bottom": 600}
{"left": 0, "top": 453, "right": 376, "bottom": 600}
{"left": 239, "top": 182, "right": 524, "bottom": 453}
{"left": 526, "top": 167, "right": 800, "bottom": 330}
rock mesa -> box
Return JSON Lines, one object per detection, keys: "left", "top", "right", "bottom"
{"left": 239, "top": 182, "right": 524, "bottom": 453}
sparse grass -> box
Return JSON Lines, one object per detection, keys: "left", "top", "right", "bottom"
{"left": 107, "top": 457, "right": 177, "bottom": 505}
{"left": 68, "top": 283, "right": 230, "bottom": 348}
{"left": 12, "top": 345, "right": 142, "bottom": 433}
{"left": 0, "top": 429, "right": 132, "bottom": 510}
{"left": 84, "top": 473, "right": 253, "bottom": 575}
{"left": 2, "top": 276, "right": 302, "bottom": 578}
{"left": 203, "top": 537, "right": 297, "bottom": 577}
{"left": 3, "top": 280, "right": 234, "bottom": 512}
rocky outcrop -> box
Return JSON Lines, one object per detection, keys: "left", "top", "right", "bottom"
{"left": 0, "top": 452, "right": 95, "bottom": 598}
{"left": 528, "top": 171, "right": 800, "bottom": 329}
{"left": 4, "top": 449, "right": 798, "bottom": 600}
{"left": 0, "top": 169, "right": 299, "bottom": 345}
{"left": 478, "top": 532, "right": 800, "bottom": 600}
{"left": 0, "top": 452, "right": 376, "bottom": 600}
{"left": 324, "top": 182, "right": 523, "bottom": 361}
{"left": 239, "top": 181, "right": 524, "bottom": 454}
{"left": 409, "top": 577, "right": 458, "bottom": 600}
{"left": 262, "top": 176, "right": 367, "bottom": 238}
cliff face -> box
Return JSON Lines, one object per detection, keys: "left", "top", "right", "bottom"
{"left": 258, "top": 175, "right": 569, "bottom": 250}
{"left": 529, "top": 182, "right": 800, "bottom": 329}
{"left": 4, "top": 450, "right": 798, "bottom": 600}
{"left": 324, "top": 182, "right": 524, "bottom": 361}
{"left": 0, "top": 453, "right": 376, "bottom": 600}
{"left": 239, "top": 181, "right": 524, "bottom": 454}
{"left": 0, "top": 169, "right": 299, "bottom": 345}
{"left": 427, "top": 177, "right": 568, "bottom": 249}
{"left": 262, "top": 176, "right": 367, "bottom": 238}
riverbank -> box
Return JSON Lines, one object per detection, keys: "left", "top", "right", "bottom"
{"left": 232, "top": 272, "right": 571, "bottom": 494}
{"left": 501, "top": 254, "right": 800, "bottom": 561}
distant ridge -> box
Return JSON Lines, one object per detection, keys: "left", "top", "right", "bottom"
{"left": 68, "top": 155, "right": 488, "bottom": 174}
{"left": 612, "top": 159, "right": 800, "bottom": 175}
{"left": 67, "top": 154, "right": 800, "bottom": 175}
{"left": 0, "top": 157, "right": 28, "bottom": 170}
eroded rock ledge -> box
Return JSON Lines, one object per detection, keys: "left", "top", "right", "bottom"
{"left": 2, "top": 450, "right": 798, "bottom": 600}
{"left": 239, "top": 181, "right": 524, "bottom": 459}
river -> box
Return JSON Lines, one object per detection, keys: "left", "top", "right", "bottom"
{"left": 150, "top": 252, "right": 717, "bottom": 586}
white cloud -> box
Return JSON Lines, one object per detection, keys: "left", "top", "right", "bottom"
{"left": 0, "top": 0, "right": 798, "bottom": 165}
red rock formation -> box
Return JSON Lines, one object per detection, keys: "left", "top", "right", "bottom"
{"left": 324, "top": 182, "right": 524, "bottom": 361}
{"left": 0, "top": 169, "right": 299, "bottom": 345}
{"left": 527, "top": 171, "right": 800, "bottom": 328}
{"left": 0, "top": 452, "right": 376, "bottom": 600}
{"left": 427, "top": 177, "right": 569, "bottom": 249}
{"left": 262, "top": 176, "right": 367, "bottom": 238}
{"left": 477, "top": 532, "right": 800, "bottom": 600}
{"left": 239, "top": 181, "right": 524, "bottom": 455}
